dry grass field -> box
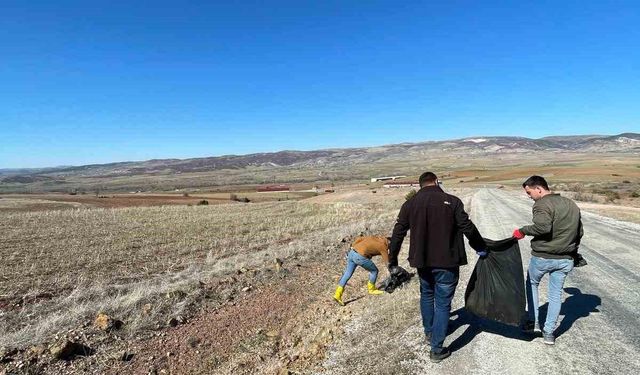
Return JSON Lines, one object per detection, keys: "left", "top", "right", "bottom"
{"left": 0, "top": 191, "right": 404, "bottom": 360}
{"left": 0, "top": 190, "right": 319, "bottom": 213}
{"left": 0, "top": 194, "right": 229, "bottom": 212}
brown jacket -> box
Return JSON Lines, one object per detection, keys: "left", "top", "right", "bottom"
{"left": 352, "top": 236, "right": 390, "bottom": 264}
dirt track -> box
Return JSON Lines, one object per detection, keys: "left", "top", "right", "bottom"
{"left": 320, "top": 188, "right": 640, "bottom": 374}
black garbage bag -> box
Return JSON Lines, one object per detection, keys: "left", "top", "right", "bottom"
{"left": 380, "top": 266, "right": 415, "bottom": 293}
{"left": 464, "top": 237, "right": 525, "bottom": 326}
{"left": 572, "top": 252, "right": 588, "bottom": 267}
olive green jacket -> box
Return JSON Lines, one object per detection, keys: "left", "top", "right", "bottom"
{"left": 519, "top": 193, "right": 583, "bottom": 259}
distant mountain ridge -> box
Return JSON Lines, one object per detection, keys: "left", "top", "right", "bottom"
{"left": 1, "top": 133, "right": 638, "bottom": 185}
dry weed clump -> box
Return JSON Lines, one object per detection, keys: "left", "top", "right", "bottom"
{"left": 0, "top": 198, "right": 401, "bottom": 352}
{"left": 573, "top": 191, "right": 599, "bottom": 203}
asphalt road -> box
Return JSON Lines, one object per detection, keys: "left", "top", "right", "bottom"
{"left": 320, "top": 188, "right": 640, "bottom": 374}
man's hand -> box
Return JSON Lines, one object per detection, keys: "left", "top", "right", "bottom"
{"left": 512, "top": 229, "right": 525, "bottom": 240}
{"left": 476, "top": 250, "right": 488, "bottom": 258}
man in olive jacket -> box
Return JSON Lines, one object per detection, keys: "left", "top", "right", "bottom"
{"left": 388, "top": 172, "right": 486, "bottom": 363}
{"left": 513, "top": 175, "right": 583, "bottom": 345}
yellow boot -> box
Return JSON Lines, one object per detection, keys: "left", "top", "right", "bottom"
{"left": 367, "top": 281, "right": 384, "bottom": 295}
{"left": 333, "top": 286, "right": 345, "bottom": 306}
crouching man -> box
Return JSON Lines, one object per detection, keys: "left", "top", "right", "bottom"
{"left": 333, "top": 235, "right": 389, "bottom": 306}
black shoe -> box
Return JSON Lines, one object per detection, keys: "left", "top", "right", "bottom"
{"left": 429, "top": 348, "right": 451, "bottom": 363}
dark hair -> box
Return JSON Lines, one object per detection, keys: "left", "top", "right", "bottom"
{"left": 522, "top": 175, "right": 549, "bottom": 190}
{"left": 419, "top": 172, "right": 438, "bottom": 187}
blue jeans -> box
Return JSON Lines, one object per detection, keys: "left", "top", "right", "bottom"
{"left": 418, "top": 267, "right": 459, "bottom": 353}
{"left": 338, "top": 249, "right": 379, "bottom": 287}
{"left": 526, "top": 256, "right": 574, "bottom": 334}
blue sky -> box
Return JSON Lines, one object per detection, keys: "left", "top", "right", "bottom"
{"left": 1, "top": 0, "right": 639, "bottom": 168}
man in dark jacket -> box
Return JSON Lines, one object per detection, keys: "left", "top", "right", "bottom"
{"left": 513, "top": 175, "right": 583, "bottom": 345}
{"left": 388, "top": 172, "right": 486, "bottom": 363}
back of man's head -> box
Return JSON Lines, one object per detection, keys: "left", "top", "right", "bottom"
{"left": 419, "top": 172, "right": 438, "bottom": 187}
{"left": 522, "top": 175, "right": 549, "bottom": 191}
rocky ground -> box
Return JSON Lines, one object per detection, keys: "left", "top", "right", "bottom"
{"left": 0, "top": 237, "right": 358, "bottom": 375}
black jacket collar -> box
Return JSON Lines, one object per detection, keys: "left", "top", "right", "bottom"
{"left": 421, "top": 185, "right": 443, "bottom": 192}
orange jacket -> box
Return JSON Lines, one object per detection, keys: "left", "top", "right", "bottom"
{"left": 351, "top": 236, "right": 390, "bottom": 264}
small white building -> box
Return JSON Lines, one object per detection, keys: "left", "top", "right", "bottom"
{"left": 371, "top": 175, "right": 407, "bottom": 183}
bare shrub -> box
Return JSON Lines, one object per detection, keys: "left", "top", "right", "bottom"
{"left": 604, "top": 191, "right": 620, "bottom": 202}
{"left": 405, "top": 189, "right": 417, "bottom": 201}
{"left": 590, "top": 188, "right": 620, "bottom": 202}
{"left": 566, "top": 183, "right": 583, "bottom": 193}
{"left": 574, "top": 192, "right": 598, "bottom": 202}
{"left": 197, "top": 200, "right": 209, "bottom": 205}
